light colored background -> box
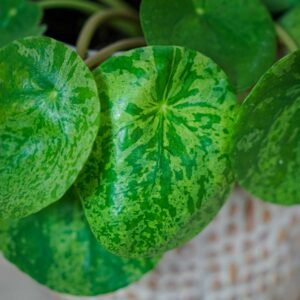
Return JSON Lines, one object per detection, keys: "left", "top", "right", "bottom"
{"left": 2, "top": 188, "right": 300, "bottom": 300}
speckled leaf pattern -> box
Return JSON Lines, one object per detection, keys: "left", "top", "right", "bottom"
{"left": 262, "top": 0, "right": 300, "bottom": 13}
{"left": 0, "top": 187, "right": 159, "bottom": 296}
{"left": 140, "top": 0, "right": 276, "bottom": 92}
{"left": 280, "top": 4, "right": 300, "bottom": 48}
{"left": 76, "top": 46, "right": 237, "bottom": 258}
{"left": 233, "top": 51, "right": 300, "bottom": 205}
{"left": 0, "top": 0, "right": 45, "bottom": 47}
{"left": 0, "top": 37, "right": 100, "bottom": 220}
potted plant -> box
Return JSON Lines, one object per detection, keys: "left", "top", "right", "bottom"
{"left": 0, "top": 0, "right": 300, "bottom": 298}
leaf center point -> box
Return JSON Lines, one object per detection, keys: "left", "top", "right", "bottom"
{"left": 196, "top": 7, "right": 205, "bottom": 16}
{"left": 159, "top": 103, "right": 168, "bottom": 114}
{"left": 9, "top": 8, "right": 17, "bottom": 17}
{"left": 49, "top": 90, "right": 58, "bottom": 101}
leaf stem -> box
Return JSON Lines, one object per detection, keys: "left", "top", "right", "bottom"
{"left": 84, "top": 37, "right": 145, "bottom": 69}
{"left": 275, "top": 23, "right": 298, "bottom": 52}
{"left": 38, "top": 0, "right": 140, "bottom": 37}
{"left": 96, "top": 0, "right": 133, "bottom": 11}
{"left": 76, "top": 9, "right": 140, "bottom": 59}
{"left": 38, "top": 0, "right": 104, "bottom": 14}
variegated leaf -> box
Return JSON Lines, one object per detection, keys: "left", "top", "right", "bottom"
{"left": 0, "top": 37, "right": 100, "bottom": 220}
{"left": 233, "top": 51, "right": 300, "bottom": 205}
{"left": 76, "top": 46, "right": 238, "bottom": 258}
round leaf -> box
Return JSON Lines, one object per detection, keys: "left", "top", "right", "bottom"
{"left": 232, "top": 51, "right": 300, "bottom": 205}
{"left": 0, "top": 37, "right": 100, "bottom": 220}
{"left": 262, "top": 0, "right": 300, "bottom": 13}
{"left": 76, "top": 46, "right": 238, "bottom": 258}
{"left": 279, "top": 4, "right": 300, "bottom": 48}
{"left": 0, "top": 0, "right": 45, "bottom": 48}
{"left": 140, "top": 0, "right": 276, "bottom": 92}
{"left": 0, "top": 188, "right": 159, "bottom": 296}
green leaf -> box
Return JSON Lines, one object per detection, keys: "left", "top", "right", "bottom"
{"left": 262, "top": 0, "right": 300, "bottom": 13}
{"left": 0, "top": 0, "right": 45, "bottom": 48}
{"left": 232, "top": 51, "right": 300, "bottom": 205}
{"left": 0, "top": 37, "right": 100, "bottom": 220}
{"left": 76, "top": 46, "right": 238, "bottom": 258}
{"left": 0, "top": 187, "right": 159, "bottom": 296}
{"left": 140, "top": 0, "right": 276, "bottom": 92}
{"left": 279, "top": 4, "right": 300, "bottom": 48}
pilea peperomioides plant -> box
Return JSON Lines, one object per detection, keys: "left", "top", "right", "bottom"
{"left": 1, "top": 0, "right": 300, "bottom": 296}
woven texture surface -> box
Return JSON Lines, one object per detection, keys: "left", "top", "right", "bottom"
{"left": 2, "top": 188, "right": 300, "bottom": 300}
